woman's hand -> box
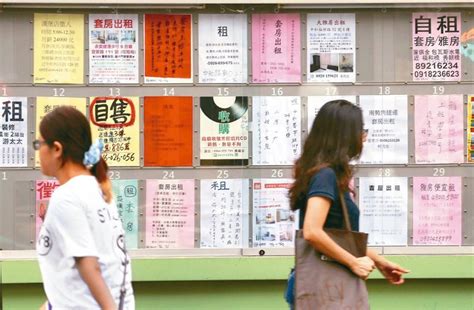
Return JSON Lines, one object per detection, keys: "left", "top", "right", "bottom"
{"left": 39, "top": 301, "right": 48, "bottom": 310}
{"left": 375, "top": 259, "right": 410, "bottom": 285}
{"left": 349, "top": 256, "right": 375, "bottom": 280}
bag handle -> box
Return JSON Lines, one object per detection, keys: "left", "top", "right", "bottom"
{"left": 118, "top": 235, "right": 129, "bottom": 310}
{"left": 338, "top": 191, "right": 352, "bottom": 232}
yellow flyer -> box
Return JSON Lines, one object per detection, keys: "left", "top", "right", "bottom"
{"left": 469, "top": 95, "right": 474, "bottom": 163}
{"left": 34, "top": 13, "right": 84, "bottom": 84}
{"left": 89, "top": 97, "right": 140, "bottom": 167}
{"left": 35, "top": 97, "right": 87, "bottom": 166}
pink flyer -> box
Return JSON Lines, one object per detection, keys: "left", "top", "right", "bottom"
{"left": 145, "top": 179, "right": 195, "bottom": 249}
{"left": 252, "top": 14, "right": 301, "bottom": 83}
{"left": 414, "top": 95, "right": 464, "bottom": 164}
{"left": 413, "top": 177, "right": 462, "bottom": 245}
{"left": 35, "top": 180, "right": 60, "bottom": 238}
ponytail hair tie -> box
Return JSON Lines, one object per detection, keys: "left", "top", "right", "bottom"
{"left": 83, "top": 139, "right": 104, "bottom": 168}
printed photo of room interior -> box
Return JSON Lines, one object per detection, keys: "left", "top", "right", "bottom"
{"left": 310, "top": 53, "right": 354, "bottom": 72}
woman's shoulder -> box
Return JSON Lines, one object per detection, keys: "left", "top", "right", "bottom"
{"left": 50, "top": 175, "right": 99, "bottom": 204}
{"left": 308, "top": 167, "right": 337, "bottom": 190}
{"left": 311, "top": 167, "right": 336, "bottom": 181}
{"left": 306, "top": 167, "right": 338, "bottom": 200}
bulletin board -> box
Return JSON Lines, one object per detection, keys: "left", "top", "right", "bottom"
{"left": 0, "top": 2, "right": 473, "bottom": 259}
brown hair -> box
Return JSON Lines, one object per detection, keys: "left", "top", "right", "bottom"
{"left": 289, "top": 100, "right": 364, "bottom": 211}
{"left": 39, "top": 106, "right": 113, "bottom": 203}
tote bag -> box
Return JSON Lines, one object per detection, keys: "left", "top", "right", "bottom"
{"left": 295, "top": 192, "right": 370, "bottom": 310}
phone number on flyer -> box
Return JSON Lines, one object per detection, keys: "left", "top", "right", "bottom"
{"left": 413, "top": 70, "right": 459, "bottom": 78}
{"left": 415, "top": 62, "right": 459, "bottom": 70}
{"left": 103, "top": 152, "right": 136, "bottom": 162}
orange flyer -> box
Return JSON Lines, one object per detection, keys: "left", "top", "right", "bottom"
{"left": 144, "top": 14, "right": 192, "bottom": 79}
{"left": 144, "top": 97, "right": 193, "bottom": 166}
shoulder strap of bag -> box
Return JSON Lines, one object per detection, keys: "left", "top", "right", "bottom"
{"left": 339, "top": 191, "right": 352, "bottom": 232}
{"left": 118, "top": 238, "right": 129, "bottom": 310}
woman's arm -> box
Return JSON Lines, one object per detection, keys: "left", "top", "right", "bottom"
{"left": 366, "top": 249, "right": 409, "bottom": 284}
{"left": 75, "top": 256, "right": 117, "bottom": 310}
{"left": 303, "top": 196, "right": 375, "bottom": 279}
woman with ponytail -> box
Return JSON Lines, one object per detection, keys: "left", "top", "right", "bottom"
{"left": 35, "top": 106, "right": 135, "bottom": 310}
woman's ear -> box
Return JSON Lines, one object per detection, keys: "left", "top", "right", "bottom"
{"left": 52, "top": 141, "right": 64, "bottom": 160}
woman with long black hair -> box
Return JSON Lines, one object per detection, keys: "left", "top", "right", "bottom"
{"left": 285, "top": 100, "right": 409, "bottom": 309}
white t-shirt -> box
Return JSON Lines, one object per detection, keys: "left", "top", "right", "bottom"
{"left": 37, "top": 175, "right": 135, "bottom": 309}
